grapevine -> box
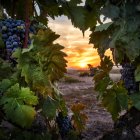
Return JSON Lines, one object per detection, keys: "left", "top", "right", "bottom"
{"left": 0, "top": 19, "right": 36, "bottom": 60}
{"left": 1, "top": 0, "right": 140, "bottom": 139}
{"left": 56, "top": 112, "right": 73, "bottom": 138}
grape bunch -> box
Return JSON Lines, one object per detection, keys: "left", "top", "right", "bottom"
{"left": 0, "top": 18, "right": 36, "bottom": 60}
{"left": 120, "top": 63, "right": 139, "bottom": 94}
{"left": 31, "top": 114, "right": 47, "bottom": 133}
{"left": 56, "top": 112, "right": 73, "bottom": 138}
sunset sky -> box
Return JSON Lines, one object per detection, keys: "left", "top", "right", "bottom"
{"left": 48, "top": 16, "right": 112, "bottom": 69}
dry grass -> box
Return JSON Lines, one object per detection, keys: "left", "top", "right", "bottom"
{"left": 60, "top": 75, "right": 81, "bottom": 83}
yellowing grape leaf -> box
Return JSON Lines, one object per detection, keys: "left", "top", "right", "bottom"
{"left": 71, "top": 103, "right": 87, "bottom": 133}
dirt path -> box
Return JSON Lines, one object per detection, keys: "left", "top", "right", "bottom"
{"left": 58, "top": 73, "right": 114, "bottom": 140}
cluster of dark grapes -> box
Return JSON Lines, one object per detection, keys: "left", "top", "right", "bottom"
{"left": 56, "top": 112, "right": 73, "bottom": 138}
{"left": 31, "top": 114, "right": 47, "bottom": 133}
{"left": 0, "top": 18, "right": 36, "bottom": 60}
{"left": 120, "top": 63, "right": 139, "bottom": 94}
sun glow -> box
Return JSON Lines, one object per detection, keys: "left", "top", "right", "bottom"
{"left": 79, "top": 62, "right": 87, "bottom": 68}
{"left": 48, "top": 17, "right": 112, "bottom": 69}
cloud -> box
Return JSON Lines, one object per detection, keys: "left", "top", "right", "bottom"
{"left": 48, "top": 16, "right": 111, "bottom": 69}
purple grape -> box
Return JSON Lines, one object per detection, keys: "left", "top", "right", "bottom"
{"left": 0, "top": 18, "right": 36, "bottom": 62}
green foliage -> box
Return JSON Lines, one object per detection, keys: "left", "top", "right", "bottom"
{"left": 0, "top": 79, "right": 14, "bottom": 93}
{"left": 86, "top": 0, "right": 140, "bottom": 123}
{"left": 0, "top": 0, "right": 88, "bottom": 139}
{"left": 42, "top": 96, "right": 58, "bottom": 119}
{"left": 94, "top": 56, "right": 129, "bottom": 120}
{"left": 67, "top": 6, "right": 86, "bottom": 31}
{"left": 0, "top": 84, "right": 38, "bottom": 128}
{"left": 13, "top": 131, "right": 52, "bottom": 140}
{"left": 101, "top": 3, "right": 120, "bottom": 19}
{"left": 95, "top": 22, "right": 113, "bottom": 32}
{"left": 130, "top": 93, "right": 140, "bottom": 110}
{"left": 1, "top": 0, "right": 140, "bottom": 138}
{"left": 90, "top": 23, "right": 114, "bottom": 58}
{"left": 71, "top": 103, "right": 87, "bottom": 133}
{"left": 0, "top": 58, "right": 15, "bottom": 81}
{"left": 135, "top": 65, "right": 140, "bottom": 82}
{"left": 102, "top": 83, "right": 128, "bottom": 120}
{"left": 0, "top": 22, "right": 69, "bottom": 138}
{"left": 13, "top": 28, "right": 67, "bottom": 96}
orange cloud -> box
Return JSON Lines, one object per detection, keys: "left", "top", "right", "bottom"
{"left": 48, "top": 16, "right": 112, "bottom": 69}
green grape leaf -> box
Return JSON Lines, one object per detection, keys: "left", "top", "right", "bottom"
{"left": 42, "top": 96, "right": 58, "bottom": 119}
{"left": 95, "top": 22, "right": 113, "bottom": 32}
{"left": 0, "top": 84, "right": 38, "bottom": 128}
{"left": 90, "top": 27, "right": 113, "bottom": 58}
{"left": 20, "top": 87, "right": 38, "bottom": 105}
{"left": 0, "top": 58, "right": 15, "bottom": 81}
{"left": 68, "top": 0, "right": 82, "bottom": 6}
{"left": 65, "top": 6, "right": 86, "bottom": 31}
{"left": 0, "top": 79, "right": 12, "bottom": 93}
{"left": 13, "top": 105, "right": 36, "bottom": 128}
{"left": 130, "top": 93, "right": 140, "bottom": 110}
{"left": 135, "top": 65, "right": 140, "bottom": 82}
{"left": 101, "top": 4, "right": 120, "bottom": 19}
{"left": 102, "top": 84, "right": 128, "bottom": 120}
{"left": 94, "top": 76, "right": 110, "bottom": 93}
{"left": 33, "top": 28, "right": 60, "bottom": 46}
{"left": 102, "top": 90, "right": 121, "bottom": 120}
{"left": 13, "top": 28, "right": 67, "bottom": 96}
{"left": 100, "top": 56, "right": 113, "bottom": 72}
{"left": 115, "top": 85, "right": 128, "bottom": 110}
{"left": 37, "top": 0, "right": 61, "bottom": 19}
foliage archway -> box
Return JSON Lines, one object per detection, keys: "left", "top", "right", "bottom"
{"left": 1, "top": 0, "right": 140, "bottom": 139}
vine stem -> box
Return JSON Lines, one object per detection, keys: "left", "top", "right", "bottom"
{"left": 23, "top": 0, "right": 31, "bottom": 48}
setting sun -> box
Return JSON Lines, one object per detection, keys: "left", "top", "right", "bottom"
{"left": 79, "top": 62, "right": 87, "bottom": 68}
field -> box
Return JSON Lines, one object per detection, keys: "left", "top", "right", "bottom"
{"left": 58, "top": 67, "right": 122, "bottom": 139}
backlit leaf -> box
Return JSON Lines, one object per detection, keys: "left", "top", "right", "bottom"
{"left": 0, "top": 84, "right": 38, "bottom": 128}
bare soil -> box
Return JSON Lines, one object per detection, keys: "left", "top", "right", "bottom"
{"left": 58, "top": 70, "right": 121, "bottom": 140}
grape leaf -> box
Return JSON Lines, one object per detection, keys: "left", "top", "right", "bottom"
{"left": 68, "top": 0, "right": 82, "bottom": 6}
{"left": 13, "top": 105, "right": 36, "bottom": 128}
{"left": 135, "top": 65, "right": 140, "bottom": 82}
{"left": 13, "top": 29, "right": 67, "bottom": 96}
{"left": 42, "top": 96, "right": 58, "bottom": 119}
{"left": 71, "top": 103, "right": 87, "bottom": 132}
{"left": 33, "top": 29, "right": 60, "bottom": 46}
{"left": 130, "top": 93, "right": 140, "bottom": 110}
{"left": 95, "top": 22, "right": 113, "bottom": 32}
{"left": 64, "top": 6, "right": 86, "bottom": 32}
{"left": 0, "top": 84, "right": 38, "bottom": 128}
{"left": 102, "top": 89, "right": 121, "bottom": 120}
{"left": 94, "top": 76, "right": 110, "bottom": 93}
{"left": 90, "top": 27, "right": 113, "bottom": 58}
{"left": 19, "top": 87, "right": 38, "bottom": 105}
{"left": 101, "top": 3, "right": 120, "bottom": 19}
{"left": 0, "top": 58, "right": 15, "bottom": 81}
{"left": 102, "top": 84, "right": 128, "bottom": 120}
{"left": 0, "top": 79, "right": 12, "bottom": 93}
